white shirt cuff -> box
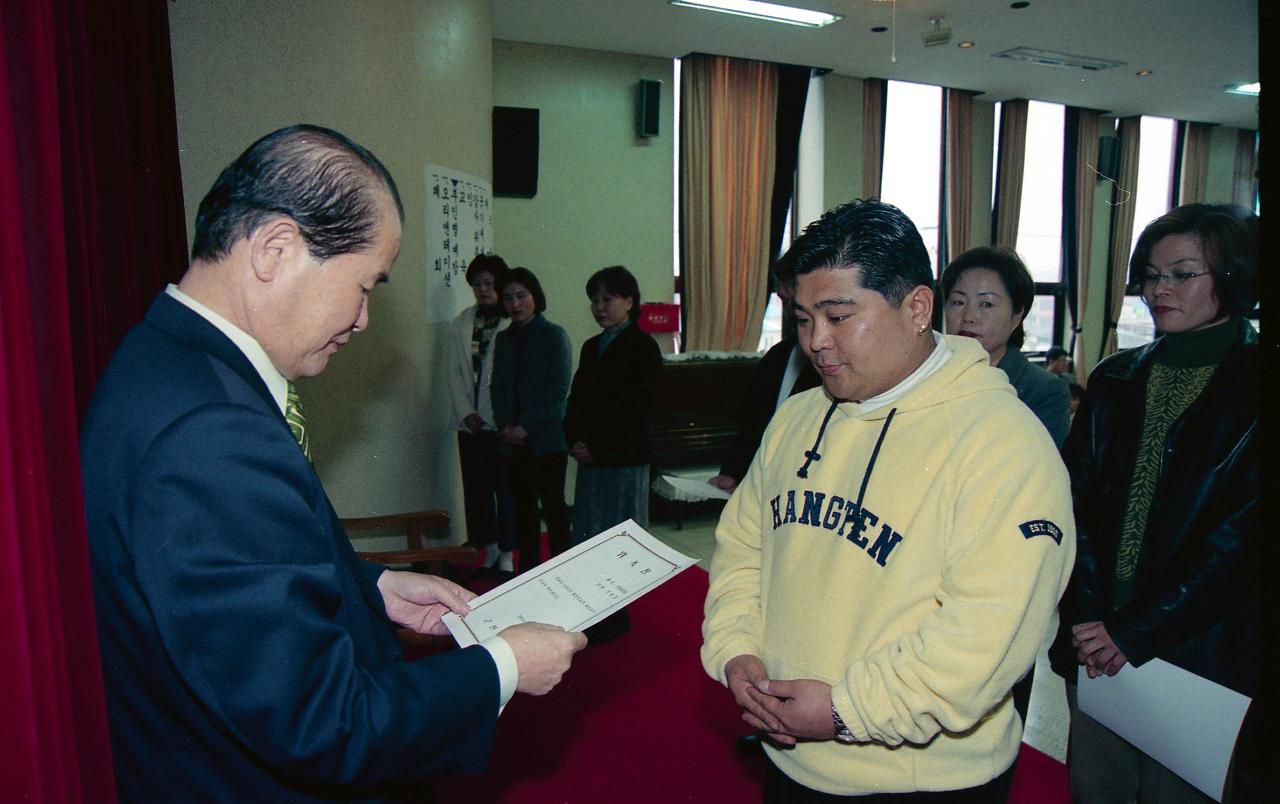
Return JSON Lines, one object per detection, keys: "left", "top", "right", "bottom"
{"left": 479, "top": 635, "right": 518, "bottom": 715}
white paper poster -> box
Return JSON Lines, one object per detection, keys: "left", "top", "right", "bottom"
{"left": 424, "top": 165, "right": 493, "bottom": 323}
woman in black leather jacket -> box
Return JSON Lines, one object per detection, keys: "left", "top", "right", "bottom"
{"left": 1053, "top": 203, "right": 1258, "bottom": 803}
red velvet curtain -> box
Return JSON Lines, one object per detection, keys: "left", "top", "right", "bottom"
{"left": 2, "top": 0, "right": 186, "bottom": 799}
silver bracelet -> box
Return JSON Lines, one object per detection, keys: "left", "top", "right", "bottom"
{"left": 832, "top": 702, "right": 856, "bottom": 744}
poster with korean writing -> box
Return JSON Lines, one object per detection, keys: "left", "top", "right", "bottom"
{"left": 425, "top": 164, "right": 493, "bottom": 322}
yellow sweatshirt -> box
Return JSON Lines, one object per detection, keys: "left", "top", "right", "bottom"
{"left": 701, "top": 335, "right": 1075, "bottom": 795}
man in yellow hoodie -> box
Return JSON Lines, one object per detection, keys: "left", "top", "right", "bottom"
{"left": 702, "top": 199, "right": 1075, "bottom": 802}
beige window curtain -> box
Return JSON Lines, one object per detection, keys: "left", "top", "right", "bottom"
{"left": 1177, "top": 121, "right": 1214, "bottom": 205}
{"left": 680, "top": 54, "right": 778, "bottom": 352}
{"left": 992, "top": 99, "right": 1028, "bottom": 247}
{"left": 1069, "top": 109, "right": 1100, "bottom": 385}
{"left": 1232, "top": 129, "right": 1259, "bottom": 208}
{"left": 1101, "top": 116, "right": 1141, "bottom": 360}
{"left": 943, "top": 88, "right": 974, "bottom": 264}
{"left": 861, "top": 78, "right": 887, "bottom": 200}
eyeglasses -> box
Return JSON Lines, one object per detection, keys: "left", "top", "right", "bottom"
{"left": 1141, "top": 270, "right": 1211, "bottom": 287}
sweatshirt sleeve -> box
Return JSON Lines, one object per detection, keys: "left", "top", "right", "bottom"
{"left": 834, "top": 420, "right": 1076, "bottom": 745}
{"left": 701, "top": 419, "right": 771, "bottom": 684}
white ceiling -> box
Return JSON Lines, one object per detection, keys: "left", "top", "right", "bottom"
{"left": 492, "top": 0, "right": 1258, "bottom": 130}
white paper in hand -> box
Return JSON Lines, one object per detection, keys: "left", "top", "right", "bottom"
{"left": 444, "top": 519, "right": 696, "bottom": 647}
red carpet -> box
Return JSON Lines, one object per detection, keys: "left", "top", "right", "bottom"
{"left": 433, "top": 551, "right": 1067, "bottom": 803}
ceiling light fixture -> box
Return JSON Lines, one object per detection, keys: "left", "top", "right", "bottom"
{"left": 1137, "top": 69, "right": 1152, "bottom": 77}
{"left": 959, "top": 41, "right": 975, "bottom": 49}
{"left": 1226, "top": 82, "right": 1260, "bottom": 96}
{"left": 668, "top": 0, "right": 842, "bottom": 28}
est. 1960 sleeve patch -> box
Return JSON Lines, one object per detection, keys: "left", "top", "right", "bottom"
{"left": 1019, "top": 519, "right": 1063, "bottom": 544}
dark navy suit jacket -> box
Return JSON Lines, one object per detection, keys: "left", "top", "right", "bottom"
{"left": 81, "top": 293, "right": 498, "bottom": 802}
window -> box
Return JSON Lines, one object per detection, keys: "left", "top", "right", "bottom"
{"left": 1015, "top": 101, "right": 1064, "bottom": 284}
{"left": 758, "top": 73, "right": 822, "bottom": 352}
{"left": 990, "top": 100, "right": 1067, "bottom": 353}
{"left": 1115, "top": 116, "right": 1177, "bottom": 349}
{"left": 880, "top": 80, "right": 943, "bottom": 274}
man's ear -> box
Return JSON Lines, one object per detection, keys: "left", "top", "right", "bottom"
{"left": 248, "top": 216, "right": 306, "bottom": 282}
{"left": 906, "top": 284, "right": 934, "bottom": 328}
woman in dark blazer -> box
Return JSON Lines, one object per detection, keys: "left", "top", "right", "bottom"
{"left": 565, "top": 265, "right": 662, "bottom": 537}
{"left": 491, "top": 267, "right": 572, "bottom": 574}
{"left": 563, "top": 266, "right": 661, "bottom": 641}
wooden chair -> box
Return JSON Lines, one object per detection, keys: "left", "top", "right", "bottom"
{"left": 342, "top": 509, "right": 478, "bottom": 652}
{"left": 342, "top": 509, "right": 477, "bottom": 577}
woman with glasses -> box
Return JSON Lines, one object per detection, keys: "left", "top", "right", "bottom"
{"left": 1051, "top": 203, "right": 1258, "bottom": 803}
{"left": 491, "top": 267, "right": 573, "bottom": 575}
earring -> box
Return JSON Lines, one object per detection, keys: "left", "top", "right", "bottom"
{"left": 918, "top": 324, "right": 928, "bottom": 336}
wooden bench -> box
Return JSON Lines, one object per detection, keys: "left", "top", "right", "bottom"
{"left": 342, "top": 509, "right": 478, "bottom": 651}
{"left": 342, "top": 509, "right": 477, "bottom": 576}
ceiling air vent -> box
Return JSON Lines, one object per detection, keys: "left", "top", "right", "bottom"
{"left": 992, "top": 47, "right": 1125, "bottom": 72}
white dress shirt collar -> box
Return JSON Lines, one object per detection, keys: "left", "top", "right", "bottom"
{"left": 165, "top": 284, "right": 289, "bottom": 416}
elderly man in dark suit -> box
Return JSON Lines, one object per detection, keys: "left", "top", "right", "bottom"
{"left": 80, "top": 125, "right": 585, "bottom": 803}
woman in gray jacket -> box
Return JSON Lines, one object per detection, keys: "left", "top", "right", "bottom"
{"left": 941, "top": 245, "right": 1071, "bottom": 447}
{"left": 491, "top": 267, "right": 573, "bottom": 574}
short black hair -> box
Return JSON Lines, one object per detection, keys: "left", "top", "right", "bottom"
{"left": 466, "top": 253, "right": 509, "bottom": 285}
{"left": 191, "top": 124, "right": 403, "bottom": 263}
{"left": 774, "top": 199, "right": 933, "bottom": 306}
{"left": 939, "top": 245, "right": 1036, "bottom": 349}
{"left": 1128, "top": 203, "right": 1259, "bottom": 318}
{"left": 585, "top": 265, "right": 642, "bottom": 321}
{"left": 1046, "top": 346, "right": 1069, "bottom": 361}
{"left": 500, "top": 267, "right": 548, "bottom": 314}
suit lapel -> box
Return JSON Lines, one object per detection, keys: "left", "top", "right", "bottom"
{"left": 145, "top": 292, "right": 279, "bottom": 415}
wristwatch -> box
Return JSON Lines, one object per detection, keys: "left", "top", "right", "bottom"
{"left": 832, "top": 703, "right": 856, "bottom": 744}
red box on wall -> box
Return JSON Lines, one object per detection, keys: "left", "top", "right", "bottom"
{"left": 638, "top": 303, "right": 680, "bottom": 334}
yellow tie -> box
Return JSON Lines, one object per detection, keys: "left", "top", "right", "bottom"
{"left": 285, "top": 382, "right": 312, "bottom": 463}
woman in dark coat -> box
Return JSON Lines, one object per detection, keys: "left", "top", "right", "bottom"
{"left": 1052, "top": 203, "right": 1258, "bottom": 803}
{"left": 563, "top": 266, "right": 661, "bottom": 641}
{"left": 491, "top": 267, "right": 573, "bottom": 575}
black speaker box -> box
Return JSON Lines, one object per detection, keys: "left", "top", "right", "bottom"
{"left": 1097, "top": 135, "right": 1120, "bottom": 179}
{"left": 493, "top": 106, "right": 539, "bottom": 198}
{"left": 637, "top": 79, "right": 661, "bottom": 138}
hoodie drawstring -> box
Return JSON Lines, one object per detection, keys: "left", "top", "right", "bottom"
{"left": 853, "top": 408, "right": 896, "bottom": 511}
{"left": 796, "top": 403, "right": 898, "bottom": 519}
{"left": 796, "top": 398, "right": 840, "bottom": 478}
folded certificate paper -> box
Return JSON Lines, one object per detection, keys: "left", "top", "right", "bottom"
{"left": 444, "top": 519, "right": 697, "bottom": 647}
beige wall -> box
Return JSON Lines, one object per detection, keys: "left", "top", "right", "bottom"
{"left": 491, "top": 41, "right": 676, "bottom": 358}
{"left": 169, "top": 0, "right": 492, "bottom": 532}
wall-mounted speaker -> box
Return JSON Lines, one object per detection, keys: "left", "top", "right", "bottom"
{"left": 493, "top": 106, "right": 539, "bottom": 198}
{"left": 1096, "top": 135, "right": 1120, "bottom": 179}
{"left": 637, "top": 79, "right": 661, "bottom": 138}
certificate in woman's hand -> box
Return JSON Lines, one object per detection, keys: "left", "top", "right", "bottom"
{"left": 444, "top": 520, "right": 696, "bottom": 646}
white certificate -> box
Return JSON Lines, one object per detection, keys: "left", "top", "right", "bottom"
{"left": 661, "top": 474, "right": 732, "bottom": 500}
{"left": 444, "top": 519, "right": 697, "bottom": 647}
{"left": 1079, "top": 659, "right": 1252, "bottom": 802}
